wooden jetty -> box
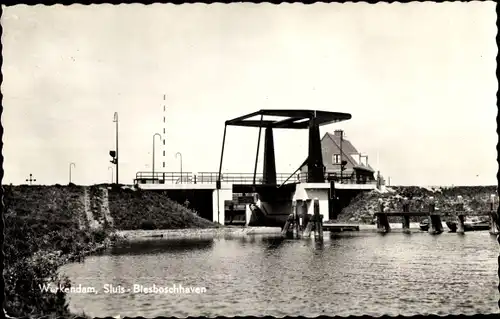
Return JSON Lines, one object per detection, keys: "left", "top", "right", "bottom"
{"left": 375, "top": 195, "right": 499, "bottom": 235}
{"left": 322, "top": 223, "right": 360, "bottom": 232}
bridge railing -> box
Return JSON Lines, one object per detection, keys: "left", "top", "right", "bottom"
{"left": 134, "top": 172, "right": 193, "bottom": 184}
{"left": 297, "top": 171, "right": 378, "bottom": 184}
{"left": 197, "top": 172, "right": 297, "bottom": 184}
{"left": 134, "top": 171, "right": 298, "bottom": 185}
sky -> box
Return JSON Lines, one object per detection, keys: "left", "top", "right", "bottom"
{"left": 1, "top": 2, "right": 497, "bottom": 186}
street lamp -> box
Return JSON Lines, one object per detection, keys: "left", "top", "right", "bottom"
{"left": 108, "top": 166, "right": 114, "bottom": 184}
{"left": 175, "top": 152, "right": 183, "bottom": 183}
{"left": 69, "top": 162, "right": 76, "bottom": 184}
{"left": 152, "top": 133, "right": 162, "bottom": 182}
{"left": 112, "top": 112, "right": 119, "bottom": 184}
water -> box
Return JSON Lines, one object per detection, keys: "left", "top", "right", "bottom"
{"left": 59, "top": 225, "right": 499, "bottom": 317}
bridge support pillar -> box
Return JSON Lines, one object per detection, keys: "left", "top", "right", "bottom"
{"left": 213, "top": 189, "right": 231, "bottom": 225}
{"left": 402, "top": 215, "right": 410, "bottom": 233}
{"left": 428, "top": 215, "right": 443, "bottom": 234}
{"left": 456, "top": 215, "right": 465, "bottom": 234}
{"left": 307, "top": 117, "right": 325, "bottom": 183}
{"left": 263, "top": 127, "right": 277, "bottom": 185}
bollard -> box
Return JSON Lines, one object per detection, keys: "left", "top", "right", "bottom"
{"left": 402, "top": 215, "right": 410, "bottom": 233}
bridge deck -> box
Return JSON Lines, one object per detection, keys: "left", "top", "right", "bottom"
{"left": 134, "top": 171, "right": 378, "bottom": 190}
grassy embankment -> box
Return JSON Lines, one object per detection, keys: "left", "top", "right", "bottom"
{"left": 3, "top": 184, "right": 216, "bottom": 318}
{"left": 106, "top": 185, "right": 216, "bottom": 230}
{"left": 338, "top": 185, "right": 498, "bottom": 223}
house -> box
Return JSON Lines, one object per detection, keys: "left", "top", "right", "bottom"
{"left": 300, "top": 130, "right": 378, "bottom": 184}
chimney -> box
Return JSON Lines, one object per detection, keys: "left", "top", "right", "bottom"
{"left": 334, "top": 130, "right": 343, "bottom": 137}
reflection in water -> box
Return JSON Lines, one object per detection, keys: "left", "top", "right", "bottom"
{"left": 110, "top": 238, "right": 214, "bottom": 256}
{"left": 60, "top": 231, "right": 498, "bottom": 317}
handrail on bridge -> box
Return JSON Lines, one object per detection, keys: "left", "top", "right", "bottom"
{"left": 134, "top": 171, "right": 376, "bottom": 185}
{"left": 134, "top": 171, "right": 297, "bottom": 185}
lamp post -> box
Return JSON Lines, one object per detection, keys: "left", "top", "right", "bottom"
{"left": 108, "top": 166, "right": 114, "bottom": 184}
{"left": 175, "top": 152, "right": 183, "bottom": 183}
{"left": 69, "top": 162, "right": 76, "bottom": 184}
{"left": 152, "top": 133, "right": 162, "bottom": 182}
{"left": 113, "top": 112, "right": 119, "bottom": 184}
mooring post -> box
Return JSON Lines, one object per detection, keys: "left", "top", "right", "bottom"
{"left": 456, "top": 196, "right": 465, "bottom": 234}
{"left": 303, "top": 214, "right": 313, "bottom": 238}
{"left": 457, "top": 215, "right": 465, "bottom": 234}
{"left": 281, "top": 213, "right": 294, "bottom": 237}
{"left": 297, "top": 200, "right": 307, "bottom": 231}
{"left": 376, "top": 199, "right": 390, "bottom": 233}
{"left": 318, "top": 214, "right": 324, "bottom": 240}
{"left": 489, "top": 194, "right": 499, "bottom": 235}
{"left": 427, "top": 197, "right": 442, "bottom": 234}
{"left": 402, "top": 215, "right": 410, "bottom": 233}
{"left": 401, "top": 197, "right": 410, "bottom": 233}
{"left": 312, "top": 198, "right": 322, "bottom": 240}
{"left": 292, "top": 200, "right": 300, "bottom": 238}
{"left": 428, "top": 215, "right": 443, "bottom": 234}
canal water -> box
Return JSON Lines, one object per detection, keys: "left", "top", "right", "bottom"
{"left": 59, "top": 225, "right": 499, "bottom": 317}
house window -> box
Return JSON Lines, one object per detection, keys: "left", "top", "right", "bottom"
{"left": 332, "top": 154, "right": 341, "bottom": 164}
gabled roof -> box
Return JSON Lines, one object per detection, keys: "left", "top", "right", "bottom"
{"left": 323, "top": 132, "right": 375, "bottom": 172}
{"left": 324, "top": 132, "right": 358, "bottom": 154}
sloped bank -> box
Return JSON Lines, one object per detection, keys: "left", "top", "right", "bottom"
{"left": 338, "top": 186, "right": 498, "bottom": 223}
{"left": 3, "top": 184, "right": 110, "bottom": 318}
{"left": 106, "top": 185, "right": 218, "bottom": 230}
{"left": 2, "top": 184, "right": 218, "bottom": 318}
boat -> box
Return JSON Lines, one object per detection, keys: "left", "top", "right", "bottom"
{"left": 419, "top": 218, "right": 429, "bottom": 231}
{"left": 446, "top": 217, "right": 490, "bottom": 232}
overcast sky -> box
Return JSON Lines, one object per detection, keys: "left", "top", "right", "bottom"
{"left": 1, "top": 2, "right": 497, "bottom": 186}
